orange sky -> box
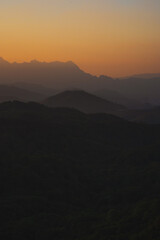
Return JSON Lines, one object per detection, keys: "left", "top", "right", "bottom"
{"left": 0, "top": 0, "right": 160, "bottom": 77}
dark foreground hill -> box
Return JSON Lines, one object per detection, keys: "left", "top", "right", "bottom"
{"left": 1, "top": 101, "right": 160, "bottom": 240}
{"left": 43, "top": 90, "right": 125, "bottom": 114}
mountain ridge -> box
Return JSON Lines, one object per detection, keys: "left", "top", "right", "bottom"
{"left": 1, "top": 57, "right": 160, "bottom": 105}
{"left": 43, "top": 90, "right": 125, "bottom": 114}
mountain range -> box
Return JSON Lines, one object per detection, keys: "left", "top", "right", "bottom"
{"left": 1, "top": 57, "right": 160, "bottom": 124}
{"left": 1, "top": 57, "right": 160, "bottom": 106}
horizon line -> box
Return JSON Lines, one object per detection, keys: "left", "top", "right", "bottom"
{"left": 0, "top": 57, "right": 160, "bottom": 79}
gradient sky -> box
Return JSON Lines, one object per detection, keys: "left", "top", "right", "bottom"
{"left": 0, "top": 0, "right": 160, "bottom": 77}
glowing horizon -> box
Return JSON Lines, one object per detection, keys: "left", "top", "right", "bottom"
{"left": 0, "top": 56, "right": 160, "bottom": 79}
{"left": 0, "top": 0, "right": 160, "bottom": 77}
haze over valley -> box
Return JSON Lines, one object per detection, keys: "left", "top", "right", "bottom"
{"left": 0, "top": 57, "right": 160, "bottom": 123}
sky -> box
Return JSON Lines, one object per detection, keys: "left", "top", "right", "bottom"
{"left": 0, "top": 0, "right": 160, "bottom": 77}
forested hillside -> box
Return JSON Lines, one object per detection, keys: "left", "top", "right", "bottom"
{"left": 0, "top": 101, "right": 160, "bottom": 239}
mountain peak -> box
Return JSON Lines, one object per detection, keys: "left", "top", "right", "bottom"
{"left": 0, "top": 57, "right": 9, "bottom": 64}
{"left": 99, "top": 75, "right": 113, "bottom": 80}
{"left": 43, "top": 90, "right": 125, "bottom": 114}
{"left": 63, "top": 61, "right": 81, "bottom": 70}
{"left": 30, "top": 59, "right": 40, "bottom": 64}
{"left": 66, "top": 60, "right": 75, "bottom": 65}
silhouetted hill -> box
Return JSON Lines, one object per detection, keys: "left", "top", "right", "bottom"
{"left": 13, "top": 82, "right": 57, "bottom": 96}
{"left": 122, "top": 73, "right": 160, "bottom": 79}
{"left": 94, "top": 88, "right": 144, "bottom": 108}
{"left": 116, "top": 106, "right": 160, "bottom": 124}
{"left": 0, "top": 57, "right": 9, "bottom": 65}
{"left": 1, "top": 101, "right": 160, "bottom": 239}
{"left": 43, "top": 90, "right": 125, "bottom": 114}
{"left": 0, "top": 100, "right": 88, "bottom": 123}
{"left": 99, "top": 75, "right": 160, "bottom": 105}
{"left": 0, "top": 84, "right": 44, "bottom": 102}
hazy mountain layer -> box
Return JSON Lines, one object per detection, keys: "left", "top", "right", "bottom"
{"left": 94, "top": 88, "right": 144, "bottom": 108}
{"left": 0, "top": 57, "right": 160, "bottom": 105}
{"left": 0, "top": 58, "right": 111, "bottom": 91}
{"left": 43, "top": 90, "right": 125, "bottom": 114}
{"left": 0, "top": 84, "right": 44, "bottom": 102}
{"left": 115, "top": 106, "right": 160, "bottom": 124}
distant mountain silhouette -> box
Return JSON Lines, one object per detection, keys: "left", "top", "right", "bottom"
{"left": 43, "top": 90, "right": 125, "bottom": 114}
{"left": 0, "top": 58, "right": 113, "bottom": 91}
{"left": 0, "top": 57, "right": 9, "bottom": 65}
{"left": 1, "top": 57, "right": 160, "bottom": 105}
{"left": 121, "top": 73, "right": 160, "bottom": 79}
